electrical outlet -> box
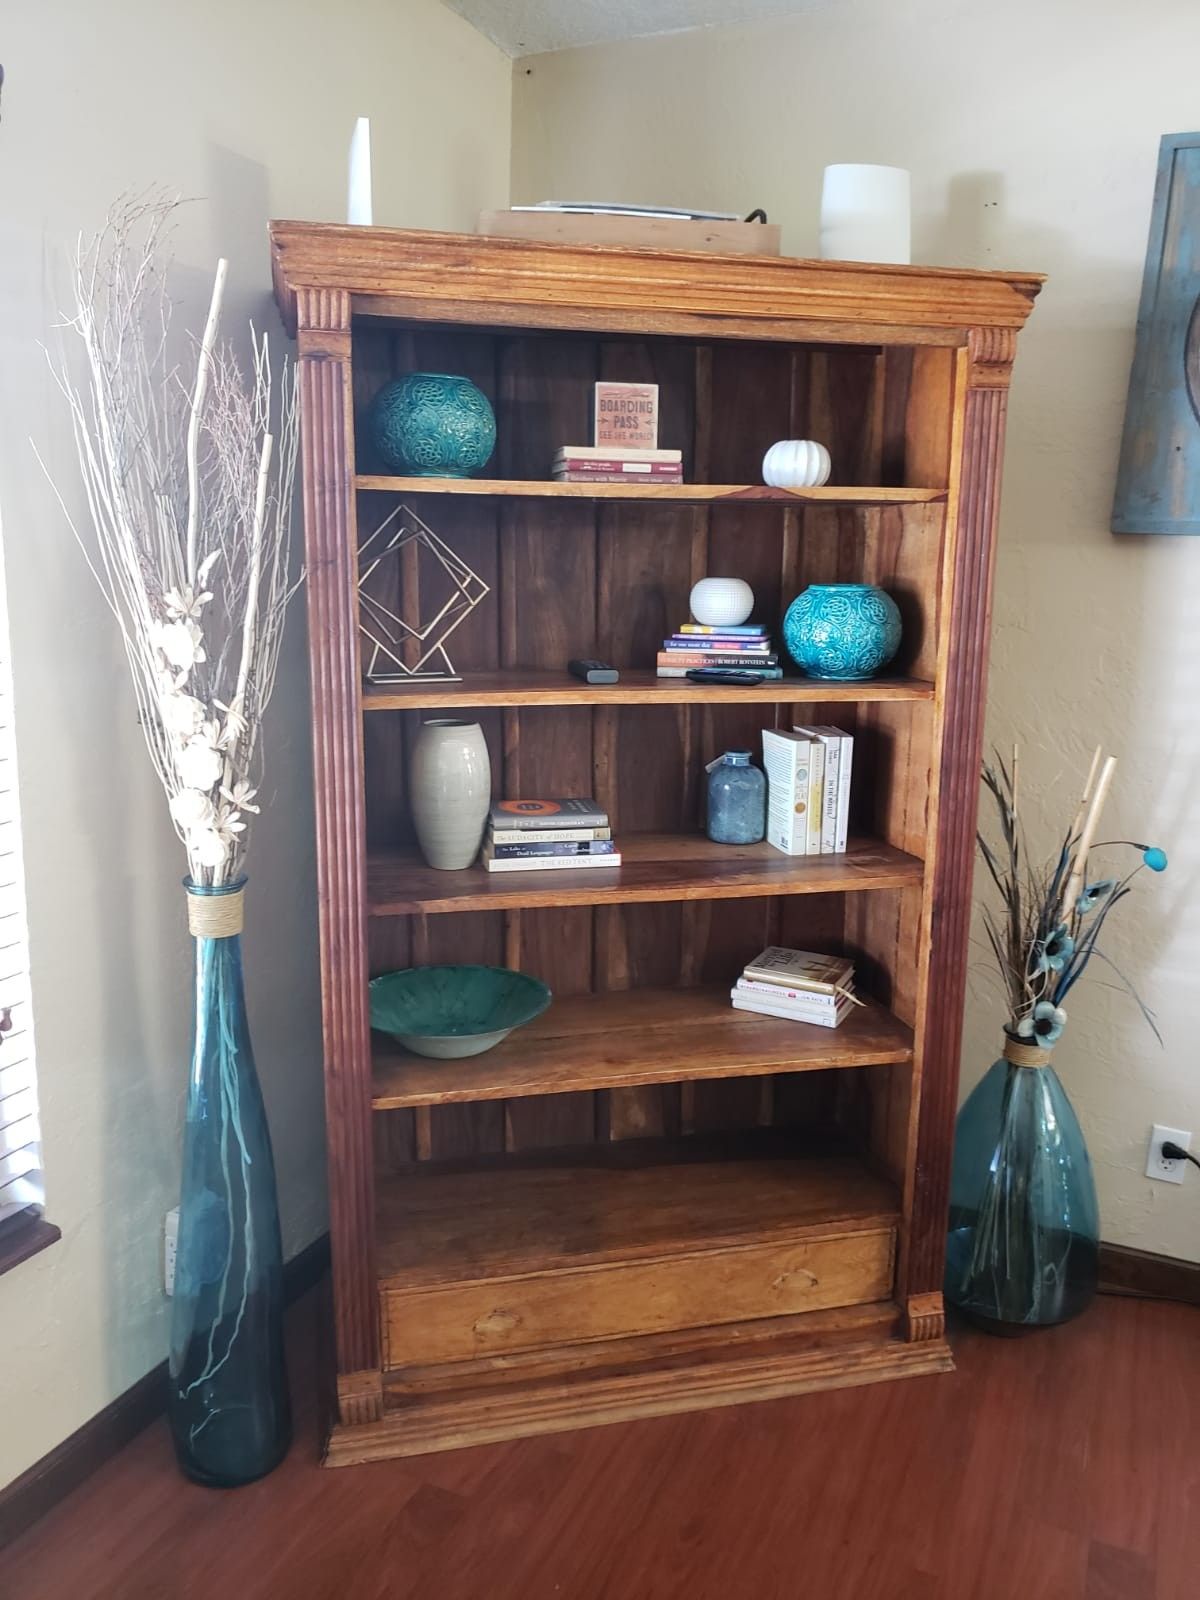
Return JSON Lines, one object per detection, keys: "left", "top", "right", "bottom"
{"left": 164, "top": 1206, "right": 179, "bottom": 1295}
{"left": 1146, "top": 1125, "right": 1192, "bottom": 1184}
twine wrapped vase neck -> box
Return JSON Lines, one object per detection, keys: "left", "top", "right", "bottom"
{"left": 185, "top": 878, "right": 247, "bottom": 939}
{"left": 1002, "top": 1034, "right": 1052, "bottom": 1069}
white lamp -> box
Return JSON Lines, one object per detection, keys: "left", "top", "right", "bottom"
{"left": 348, "top": 117, "right": 373, "bottom": 226}
{"left": 819, "top": 165, "right": 911, "bottom": 265}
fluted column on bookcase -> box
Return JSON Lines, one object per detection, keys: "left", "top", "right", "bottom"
{"left": 902, "top": 326, "right": 1016, "bottom": 1343}
{"left": 295, "top": 286, "right": 382, "bottom": 1423}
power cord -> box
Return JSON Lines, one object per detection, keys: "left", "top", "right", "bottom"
{"left": 1162, "top": 1140, "right": 1200, "bottom": 1171}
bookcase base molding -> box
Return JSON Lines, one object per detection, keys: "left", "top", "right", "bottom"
{"left": 271, "top": 223, "right": 1040, "bottom": 1465}
{"left": 328, "top": 1314, "right": 953, "bottom": 1467}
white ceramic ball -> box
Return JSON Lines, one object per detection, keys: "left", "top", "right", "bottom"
{"left": 762, "top": 439, "right": 832, "bottom": 489}
{"left": 689, "top": 576, "right": 754, "bottom": 629}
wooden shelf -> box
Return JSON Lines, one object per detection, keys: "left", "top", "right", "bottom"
{"left": 356, "top": 474, "right": 947, "bottom": 506}
{"left": 371, "top": 986, "right": 912, "bottom": 1109}
{"left": 361, "top": 668, "right": 935, "bottom": 711}
{"left": 367, "top": 833, "right": 923, "bottom": 916}
{"left": 376, "top": 1140, "right": 901, "bottom": 1289}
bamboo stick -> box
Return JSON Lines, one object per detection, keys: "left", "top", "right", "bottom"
{"left": 1062, "top": 755, "right": 1117, "bottom": 922}
{"left": 1069, "top": 744, "right": 1103, "bottom": 844}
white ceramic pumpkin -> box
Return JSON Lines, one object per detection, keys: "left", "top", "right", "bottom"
{"left": 762, "top": 439, "right": 833, "bottom": 489}
{"left": 689, "top": 576, "right": 755, "bottom": 629}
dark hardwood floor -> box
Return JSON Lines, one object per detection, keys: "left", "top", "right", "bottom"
{"left": 5, "top": 1291, "right": 1197, "bottom": 1599}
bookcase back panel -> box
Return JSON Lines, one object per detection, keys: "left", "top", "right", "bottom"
{"left": 354, "top": 324, "right": 954, "bottom": 1169}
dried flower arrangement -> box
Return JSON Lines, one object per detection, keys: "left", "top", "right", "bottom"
{"left": 977, "top": 746, "right": 1167, "bottom": 1049}
{"left": 36, "top": 195, "right": 299, "bottom": 885}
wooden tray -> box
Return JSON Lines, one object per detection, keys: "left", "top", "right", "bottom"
{"left": 478, "top": 209, "right": 782, "bottom": 255}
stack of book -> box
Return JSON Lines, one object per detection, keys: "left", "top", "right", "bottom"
{"left": 760, "top": 725, "right": 854, "bottom": 855}
{"left": 731, "top": 947, "right": 858, "bottom": 1029}
{"left": 480, "top": 798, "right": 620, "bottom": 873}
{"left": 656, "top": 621, "right": 781, "bottom": 680}
{"left": 552, "top": 446, "right": 683, "bottom": 485}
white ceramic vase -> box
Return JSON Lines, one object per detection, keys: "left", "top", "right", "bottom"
{"left": 762, "top": 439, "right": 832, "bottom": 489}
{"left": 410, "top": 719, "right": 491, "bottom": 870}
{"left": 689, "top": 576, "right": 755, "bottom": 628}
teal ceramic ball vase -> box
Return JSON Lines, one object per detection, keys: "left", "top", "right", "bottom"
{"left": 369, "top": 373, "right": 496, "bottom": 477}
{"left": 782, "top": 583, "right": 902, "bottom": 681}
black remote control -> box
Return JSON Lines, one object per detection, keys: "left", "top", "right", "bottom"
{"left": 569, "top": 658, "right": 620, "bottom": 684}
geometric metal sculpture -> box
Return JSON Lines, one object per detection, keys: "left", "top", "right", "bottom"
{"left": 357, "top": 502, "right": 491, "bottom": 682}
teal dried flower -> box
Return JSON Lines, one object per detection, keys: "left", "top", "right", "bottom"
{"left": 1078, "top": 879, "right": 1116, "bottom": 914}
{"left": 1018, "top": 1001, "right": 1067, "bottom": 1047}
{"left": 1037, "top": 926, "right": 1075, "bottom": 973}
{"left": 1143, "top": 846, "right": 1168, "bottom": 872}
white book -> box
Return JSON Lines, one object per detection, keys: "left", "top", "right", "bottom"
{"left": 761, "top": 729, "right": 812, "bottom": 856}
{"left": 793, "top": 725, "right": 837, "bottom": 852}
{"left": 795, "top": 726, "right": 853, "bottom": 854}
{"left": 482, "top": 852, "right": 622, "bottom": 873}
{"left": 832, "top": 730, "right": 853, "bottom": 853}
{"left": 553, "top": 445, "right": 682, "bottom": 464}
{"left": 731, "top": 995, "right": 849, "bottom": 1029}
{"left": 735, "top": 977, "right": 840, "bottom": 1008}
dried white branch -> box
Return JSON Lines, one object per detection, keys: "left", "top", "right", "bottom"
{"left": 186, "top": 258, "right": 228, "bottom": 587}
{"left": 36, "top": 194, "right": 301, "bottom": 887}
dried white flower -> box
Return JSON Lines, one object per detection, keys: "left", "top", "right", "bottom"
{"left": 152, "top": 618, "right": 206, "bottom": 674}
{"left": 213, "top": 803, "right": 247, "bottom": 836}
{"left": 221, "top": 780, "right": 260, "bottom": 815}
{"left": 177, "top": 734, "right": 223, "bottom": 790}
{"left": 214, "top": 697, "right": 248, "bottom": 746}
{"left": 163, "top": 585, "right": 214, "bottom": 622}
{"left": 190, "top": 826, "right": 231, "bottom": 868}
{"left": 159, "top": 691, "right": 207, "bottom": 739}
{"left": 169, "top": 789, "right": 216, "bottom": 831}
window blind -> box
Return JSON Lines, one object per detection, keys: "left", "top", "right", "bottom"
{"left": 0, "top": 539, "right": 42, "bottom": 1228}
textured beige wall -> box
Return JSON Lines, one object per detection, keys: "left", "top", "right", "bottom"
{"left": 513, "top": 0, "right": 1200, "bottom": 1261}
{"left": 0, "top": 0, "right": 510, "bottom": 1489}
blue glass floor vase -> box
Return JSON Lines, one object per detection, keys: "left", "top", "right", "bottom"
{"left": 946, "top": 1044, "right": 1099, "bottom": 1332}
{"left": 168, "top": 880, "right": 291, "bottom": 1485}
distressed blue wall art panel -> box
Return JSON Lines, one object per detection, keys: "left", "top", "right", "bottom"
{"left": 1113, "top": 133, "right": 1200, "bottom": 536}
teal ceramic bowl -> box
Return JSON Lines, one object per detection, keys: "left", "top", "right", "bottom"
{"left": 369, "top": 965, "right": 552, "bottom": 1059}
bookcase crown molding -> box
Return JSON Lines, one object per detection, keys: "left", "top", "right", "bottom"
{"left": 271, "top": 222, "right": 1043, "bottom": 346}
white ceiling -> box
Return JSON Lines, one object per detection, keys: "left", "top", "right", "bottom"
{"left": 440, "top": 0, "right": 831, "bottom": 58}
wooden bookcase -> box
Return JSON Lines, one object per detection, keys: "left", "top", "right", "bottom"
{"left": 270, "top": 224, "right": 1041, "bottom": 1464}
